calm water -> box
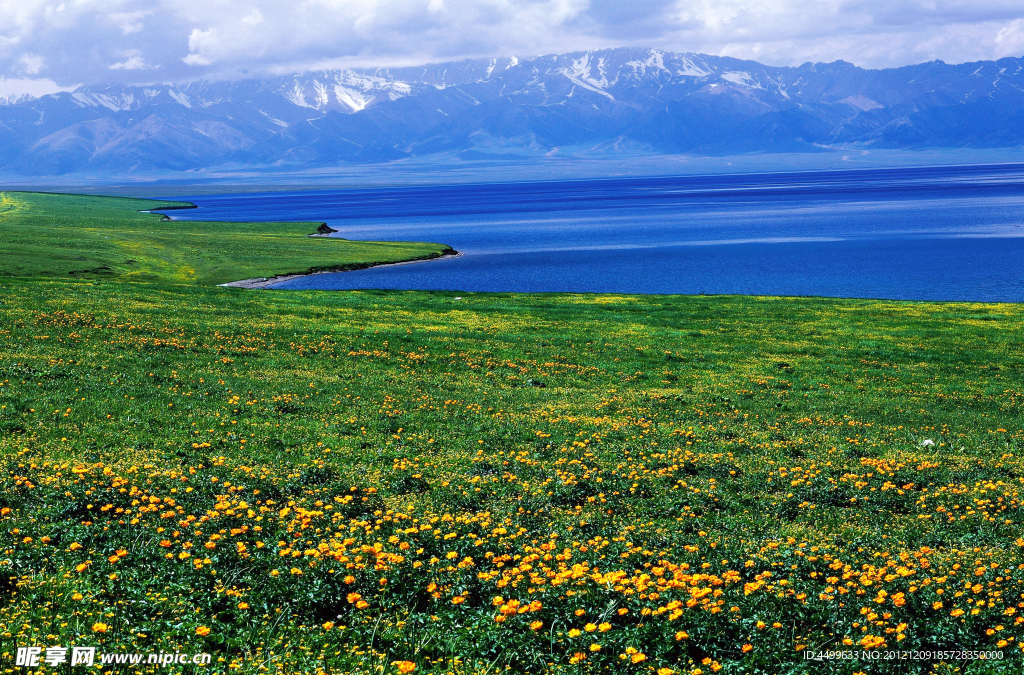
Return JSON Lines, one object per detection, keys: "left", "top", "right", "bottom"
{"left": 161, "top": 164, "right": 1024, "bottom": 301}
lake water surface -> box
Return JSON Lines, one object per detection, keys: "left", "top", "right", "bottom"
{"left": 161, "top": 164, "right": 1024, "bottom": 301}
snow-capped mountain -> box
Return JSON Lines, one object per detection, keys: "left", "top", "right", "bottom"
{"left": 3, "top": 48, "right": 1024, "bottom": 175}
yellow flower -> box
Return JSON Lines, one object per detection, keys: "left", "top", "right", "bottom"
{"left": 569, "top": 653, "right": 586, "bottom": 665}
{"left": 932, "top": 601, "right": 943, "bottom": 610}
{"left": 568, "top": 629, "right": 581, "bottom": 638}
{"left": 658, "top": 669, "right": 675, "bottom": 675}
{"left": 322, "top": 622, "right": 334, "bottom": 630}
{"left": 598, "top": 622, "right": 611, "bottom": 632}
{"left": 392, "top": 661, "right": 416, "bottom": 673}
{"left": 584, "top": 623, "right": 597, "bottom": 632}
{"left": 238, "top": 602, "right": 249, "bottom": 610}
{"left": 91, "top": 622, "right": 108, "bottom": 633}
{"left": 675, "top": 631, "right": 688, "bottom": 640}
{"left": 72, "top": 593, "right": 84, "bottom": 601}
{"left": 196, "top": 626, "right": 211, "bottom": 636}
{"left": 630, "top": 653, "right": 646, "bottom": 664}
{"left": 589, "top": 644, "right": 601, "bottom": 652}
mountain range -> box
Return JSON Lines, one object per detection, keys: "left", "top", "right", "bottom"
{"left": 3, "top": 48, "right": 1024, "bottom": 176}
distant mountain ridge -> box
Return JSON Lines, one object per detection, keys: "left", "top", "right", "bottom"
{"left": 3, "top": 48, "right": 1024, "bottom": 176}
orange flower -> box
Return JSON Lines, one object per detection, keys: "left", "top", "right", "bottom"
{"left": 322, "top": 622, "right": 334, "bottom": 630}
{"left": 238, "top": 602, "right": 249, "bottom": 610}
{"left": 91, "top": 622, "right": 108, "bottom": 633}
{"left": 742, "top": 644, "right": 753, "bottom": 653}
{"left": 347, "top": 593, "right": 362, "bottom": 604}
{"left": 529, "top": 620, "right": 543, "bottom": 631}
{"left": 392, "top": 661, "right": 416, "bottom": 673}
{"left": 196, "top": 626, "right": 211, "bottom": 636}
{"left": 631, "top": 653, "right": 647, "bottom": 664}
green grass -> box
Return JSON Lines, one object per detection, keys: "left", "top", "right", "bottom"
{"left": 1, "top": 195, "right": 1023, "bottom": 674}
{"left": 0, "top": 192, "right": 452, "bottom": 285}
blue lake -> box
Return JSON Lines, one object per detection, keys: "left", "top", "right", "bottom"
{"left": 161, "top": 164, "right": 1024, "bottom": 301}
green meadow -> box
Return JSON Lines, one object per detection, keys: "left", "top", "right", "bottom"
{"left": 0, "top": 192, "right": 451, "bottom": 285}
{"left": 0, "top": 192, "right": 1023, "bottom": 674}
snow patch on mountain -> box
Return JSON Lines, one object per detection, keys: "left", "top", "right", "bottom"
{"left": 283, "top": 82, "right": 312, "bottom": 108}
{"left": 840, "top": 94, "right": 883, "bottom": 111}
{"left": 0, "top": 94, "right": 33, "bottom": 106}
{"left": 721, "top": 71, "right": 760, "bottom": 88}
{"left": 313, "top": 81, "right": 330, "bottom": 109}
{"left": 71, "top": 92, "right": 135, "bottom": 111}
{"left": 169, "top": 90, "right": 192, "bottom": 108}
{"left": 560, "top": 54, "right": 614, "bottom": 100}
{"left": 334, "top": 86, "right": 371, "bottom": 112}
{"left": 676, "top": 56, "right": 712, "bottom": 78}
{"left": 626, "top": 50, "right": 673, "bottom": 78}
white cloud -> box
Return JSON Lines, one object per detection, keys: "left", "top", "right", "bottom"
{"left": 109, "top": 50, "right": 155, "bottom": 70}
{"left": 2, "top": 0, "right": 1024, "bottom": 86}
{"left": 0, "top": 76, "right": 76, "bottom": 98}
{"left": 107, "top": 11, "right": 151, "bottom": 35}
{"left": 18, "top": 53, "right": 43, "bottom": 74}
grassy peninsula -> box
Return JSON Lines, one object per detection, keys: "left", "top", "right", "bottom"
{"left": 0, "top": 192, "right": 452, "bottom": 286}
{"left": 0, "top": 193, "right": 1022, "bottom": 674}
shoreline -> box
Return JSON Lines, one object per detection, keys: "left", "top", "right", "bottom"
{"left": 220, "top": 248, "right": 462, "bottom": 289}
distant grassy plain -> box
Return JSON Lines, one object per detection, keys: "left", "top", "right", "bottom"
{"left": 0, "top": 193, "right": 1023, "bottom": 674}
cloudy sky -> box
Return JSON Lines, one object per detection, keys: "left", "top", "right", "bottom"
{"left": 3, "top": 0, "right": 1024, "bottom": 96}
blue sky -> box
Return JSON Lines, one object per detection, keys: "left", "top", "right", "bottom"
{"left": 3, "top": 0, "right": 1024, "bottom": 96}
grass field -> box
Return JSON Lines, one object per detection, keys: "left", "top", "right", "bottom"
{"left": 1, "top": 194, "right": 1023, "bottom": 674}
{"left": 0, "top": 192, "right": 452, "bottom": 285}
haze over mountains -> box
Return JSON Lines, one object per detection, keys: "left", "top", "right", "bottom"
{"left": 2, "top": 47, "right": 1024, "bottom": 177}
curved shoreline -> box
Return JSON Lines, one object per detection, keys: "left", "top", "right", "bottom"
{"left": 220, "top": 248, "right": 462, "bottom": 289}
{"left": 147, "top": 206, "right": 458, "bottom": 290}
